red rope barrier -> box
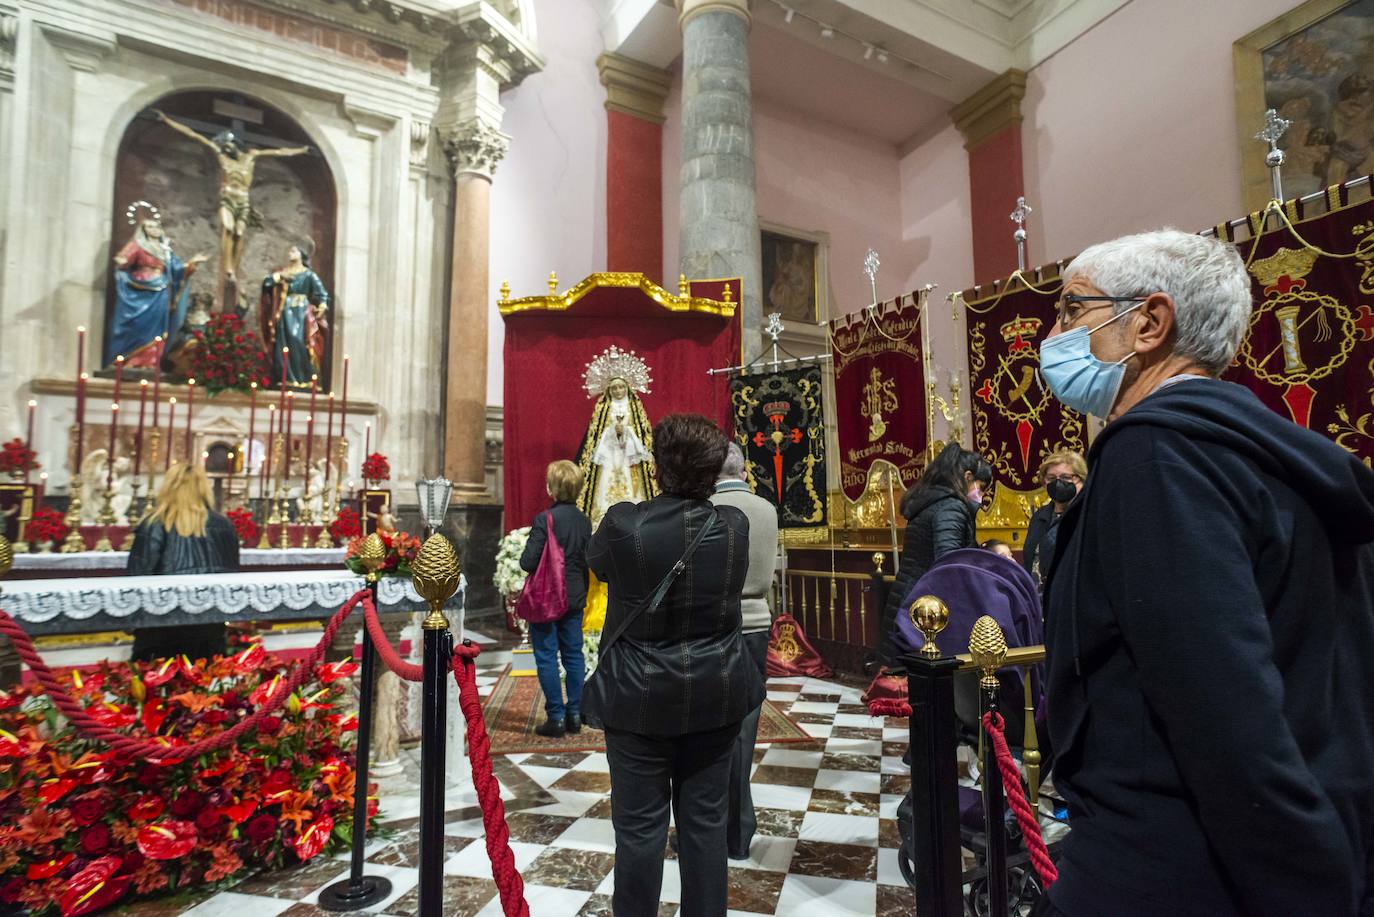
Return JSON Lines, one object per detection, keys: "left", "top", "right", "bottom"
{"left": 451, "top": 642, "right": 528, "bottom": 917}
{"left": 0, "top": 589, "right": 370, "bottom": 762}
{"left": 982, "top": 710, "right": 1058, "bottom": 888}
{"left": 361, "top": 598, "right": 423, "bottom": 682}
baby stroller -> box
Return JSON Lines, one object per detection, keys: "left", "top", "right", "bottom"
{"left": 888, "top": 548, "right": 1056, "bottom": 916}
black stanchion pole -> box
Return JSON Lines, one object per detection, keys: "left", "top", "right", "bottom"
{"left": 418, "top": 618, "right": 450, "bottom": 917}
{"left": 904, "top": 650, "right": 963, "bottom": 916}
{"left": 321, "top": 548, "right": 392, "bottom": 911}
{"left": 981, "top": 685, "right": 1009, "bottom": 917}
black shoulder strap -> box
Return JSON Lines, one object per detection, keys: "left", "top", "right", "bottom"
{"left": 598, "top": 508, "right": 718, "bottom": 657}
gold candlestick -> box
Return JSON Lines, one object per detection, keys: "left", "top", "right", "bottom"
{"left": 12, "top": 501, "right": 31, "bottom": 554}
{"left": 277, "top": 486, "right": 292, "bottom": 550}
{"left": 314, "top": 482, "right": 338, "bottom": 549}
{"left": 93, "top": 487, "right": 116, "bottom": 552}
{"left": 60, "top": 480, "right": 86, "bottom": 553}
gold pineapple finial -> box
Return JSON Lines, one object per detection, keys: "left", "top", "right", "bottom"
{"left": 871, "top": 551, "right": 885, "bottom": 574}
{"left": 356, "top": 532, "right": 387, "bottom": 583}
{"left": 0, "top": 534, "right": 12, "bottom": 580}
{"left": 499, "top": 281, "right": 511, "bottom": 305}
{"left": 548, "top": 271, "right": 558, "bottom": 295}
{"left": 412, "top": 533, "right": 461, "bottom": 630}
{"left": 909, "top": 595, "right": 949, "bottom": 659}
{"left": 968, "top": 615, "right": 1008, "bottom": 691}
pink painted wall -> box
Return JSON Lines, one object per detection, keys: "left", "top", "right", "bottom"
{"left": 488, "top": 0, "right": 608, "bottom": 406}
{"left": 1022, "top": 0, "right": 1303, "bottom": 267}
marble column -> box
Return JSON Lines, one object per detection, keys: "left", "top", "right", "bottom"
{"left": 950, "top": 69, "right": 1028, "bottom": 282}
{"left": 676, "top": 0, "right": 762, "bottom": 343}
{"left": 441, "top": 123, "right": 508, "bottom": 494}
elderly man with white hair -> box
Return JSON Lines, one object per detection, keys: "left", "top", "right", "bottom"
{"left": 1035, "top": 230, "right": 1374, "bottom": 917}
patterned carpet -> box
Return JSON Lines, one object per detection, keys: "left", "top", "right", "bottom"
{"left": 482, "top": 665, "right": 816, "bottom": 755}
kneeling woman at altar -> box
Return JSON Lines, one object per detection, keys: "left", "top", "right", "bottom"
{"left": 261, "top": 242, "right": 330, "bottom": 387}
{"left": 107, "top": 212, "right": 207, "bottom": 368}
{"left": 128, "top": 462, "right": 241, "bottom": 662}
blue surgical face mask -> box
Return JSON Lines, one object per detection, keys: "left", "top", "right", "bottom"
{"left": 1038, "top": 303, "right": 1143, "bottom": 417}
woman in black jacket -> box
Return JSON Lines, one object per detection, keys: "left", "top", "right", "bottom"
{"left": 518, "top": 460, "right": 593, "bottom": 738}
{"left": 879, "top": 443, "right": 991, "bottom": 669}
{"left": 1022, "top": 449, "right": 1087, "bottom": 588}
{"left": 128, "top": 462, "right": 241, "bottom": 662}
{"left": 585, "top": 414, "right": 763, "bottom": 917}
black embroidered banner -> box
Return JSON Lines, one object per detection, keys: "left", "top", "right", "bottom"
{"left": 729, "top": 365, "right": 827, "bottom": 527}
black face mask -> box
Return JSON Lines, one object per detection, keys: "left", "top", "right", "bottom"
{"left": 1046, "top": 478, "right": 1078, "bottom": 504}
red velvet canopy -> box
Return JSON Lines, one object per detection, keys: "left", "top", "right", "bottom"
{"left": 500, "top": 274, "right": 742, "bottom": 530}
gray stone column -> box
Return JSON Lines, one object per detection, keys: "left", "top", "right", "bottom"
{"left": 676, "top": 0, "right": 763, "bottom": 344}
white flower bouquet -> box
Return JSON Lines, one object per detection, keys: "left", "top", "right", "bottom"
{"left": 493, "top": 526, "right": 531, "bottom": 598}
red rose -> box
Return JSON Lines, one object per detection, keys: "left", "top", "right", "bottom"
{"left": 195, "top": 807, "right": 224, "bottom": 839}
{"left": 235, "top": 335, "right": 244, "bottom": 344}
{"left": 169, "top": 790, "right": 205, "bottom": 817}
{"left": 258, "top": 715, "right": 282, "bottom": 735}
{"left": 70, "top": 793, "right": 108, "bottom": 826}
{"left": 244, "top": 813, "right": 278, "bottom": 844}
{"left": 80, "top": 822, "right": 112, "bottom": 854}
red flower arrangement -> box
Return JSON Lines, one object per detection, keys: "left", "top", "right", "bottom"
{"left": 345, "top": 529, "right": 421, "bottom": 578}
{"left": 26, "top": 507, "right": 69, "bottom": 546}
{"left": 224, "top": 508, "right": 258, "bottom": 546}
{"left": 328, "top": 507, "right": 361, "bottom": 543}
{"left": 0, "top": 651, "right": 377, "bottom": 916}
{"left": 189, "top": 315, "right": 269, "bottom": 395}
{"left": 360, "top": 453, "right": 390, "bottom": 485}
{"left": 0, "top": 438, "right": 39, "bottom": 477}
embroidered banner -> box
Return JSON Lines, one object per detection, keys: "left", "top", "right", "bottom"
{"left": 729, "top": 364, "right": 827, "bottom": 527}
{"left": 1227, "top": 194, "right": 1374, "bottom": 464}
{"left": 964, "top": 276, "right": 1086, "bottom": 491}
{"left": 829, "top": 296, "right": 927, "bottom": 502}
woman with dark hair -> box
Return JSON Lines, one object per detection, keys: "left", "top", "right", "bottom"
{"left": 878, "top": 443, "right": 992, "bottom": 669}
{"left": 260, "top": 242, "right": 329, "bottom": 387}
{"left": 584, "top": 413, "right": 764, "bottom": 917}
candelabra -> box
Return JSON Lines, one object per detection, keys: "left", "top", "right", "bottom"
{"left": 93, "top": 487, "right": 117, "bottom": 552}
{"left": 256, "top": 496, "right": 272, "bottom": 550}
{"left": 60, "top": 480, "right": 86, "bottom": 553}
{"left": 315, "top": 482, "right": 338, "bottom": 549}
{"left": 277, "top": 485, "right": 292, "bottom": 550}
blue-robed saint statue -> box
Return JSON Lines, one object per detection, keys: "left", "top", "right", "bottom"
{"left": 106, "top": 213, "right": 207, "bottom": 369}
{"left": 260, "top": 243, "right": 330, "bottom": 387}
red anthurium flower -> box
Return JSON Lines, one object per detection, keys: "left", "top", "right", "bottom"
{"left": 38, "top": 778, "right": 79, "bottom": 804}
{"left": 293, "top": 814, "right": 334, "bottom": 862}
{"left": 249, "top": 674, "right": 286, "bottom": 707}
{"left": 143, "top": 658, "right": 180, "bottom": 687}
{"left": 176, "top": 655, "right": 206, "bottom": 684}
{"left": 198, "top": 758, "right": 236, "bottom": 779}
{"left": 316, "top": 660, "right": 358, "bottom": 684}
{"left": 88, "top": 703, "right": 135, "bottom": 730}
{"left": 0, "top": 688, "right": 20, "bottom": 709}
{"left": 59, "top": 856, "right": 130, "bottom": 917}
{"left": 141, "top": 700, "right": 169, "bottom": 735}
{"left": 0, "top": 728, "right": 31, "bottom": 758}
{"left": 231, "top": 644, "right": 266, "bottom": 674}
{"left": 144, "top": 736, "right": 187, "bottom": 767}
{"left": 221, "top": 800, "right": 257, "bottom": 824}
{"left": 68, "top": 757, "right": 115, "bottom": 784}
{"left": 26, "top": 853, "right": 74, "bottom": 880}
{"left": 319, "top": 758, "right": 347, "bottom": 778}
{"left": 299, "top": 688, "right": 334, "bottom": 711}
{"left": 128, "top": 795, "right": 166, "bottom": 822}
{"left": 136, "top": 821, "right": 198, "bottom": 860}
{"left": 325, "top": 712, "right": 358, "bottom": 732}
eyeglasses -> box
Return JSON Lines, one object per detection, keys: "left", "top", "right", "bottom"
{"left": 1055, "top": 294, "right": 1147, "bottom": 328}
{"left": 1045, "top": 474, "right": 1082, "bottom": 485}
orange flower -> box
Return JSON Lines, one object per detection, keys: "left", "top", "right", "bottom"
{"left": 15, "top": 808, "right": 71, "bottom": 845}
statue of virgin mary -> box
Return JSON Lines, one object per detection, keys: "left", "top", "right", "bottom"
{"left": 106, "top": 203, "right": 208, "bottom": 369}
{"left": 575, "top": 345, "right": 656, "bottom": 527}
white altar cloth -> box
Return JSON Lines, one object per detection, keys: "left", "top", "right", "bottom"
{"left": 12, "top": 548, "right": 347, "bottom": 572}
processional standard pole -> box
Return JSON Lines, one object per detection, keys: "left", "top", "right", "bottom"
{"left": 319, "top": 533, "right": 392, "bottom": 911}
{"left": 970, "top": 616, "right": 1011, "bottom": 917}
{"left": 1256, "top": 107, "right": 1292, "bottom": 209}
{"left": 1010, "top": 197, "right": 1032, "bottom": 274}
{"left": 411, "top": 535, "right": 461, "bottom": 917}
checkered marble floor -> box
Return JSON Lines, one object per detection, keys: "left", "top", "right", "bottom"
{"left": 109, "top": 668, "right": 917, "bottom": 917}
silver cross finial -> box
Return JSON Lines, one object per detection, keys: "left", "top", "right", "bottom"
{"left": 1256, "top": 108, "right": 1291, "bottom": 203}
{"left": 765, "top": 312, "right": 784, "bottom": 341}
{"left": 864, "top": 248, "right": 880, "bottom": 306}
{"left": 1010, "top": 196, "right": 1033, "bottom": 228}
{"left": 1010, "top": 197, "right": 1032, "bottom": 271}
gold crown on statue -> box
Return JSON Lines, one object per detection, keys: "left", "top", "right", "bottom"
{"left": 1000, "top": 315, "right": 1042, "bottom": 343}
{"left": 584, "top": 345, "right": 652, "bottom": 398}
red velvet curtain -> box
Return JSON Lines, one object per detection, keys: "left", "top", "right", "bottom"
{"left": 501, "top": 279, "right": 741, "bottom": 530}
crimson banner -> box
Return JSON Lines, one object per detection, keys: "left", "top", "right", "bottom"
{"left": 829, "top": 296, "right": 927, "bottom": 502}
{"left": 1226, "top": 194, "right": 1374, "bottom": 464}
{"left": 729, "top": 365, "right": 827, "bottom": 527}
{"left": 964, "top": 277, "right": 1086, "bottom": 491}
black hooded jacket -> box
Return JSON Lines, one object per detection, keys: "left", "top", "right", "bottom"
{"left": 1043, "top": 379, "right": 1374, "bottom": 917}
{"left": 880, "top": 485, "right": 977, "bottom": 662}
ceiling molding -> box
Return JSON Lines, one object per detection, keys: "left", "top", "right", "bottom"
{"left": 949, "top": 68, "right": 1026, "bottom": 149}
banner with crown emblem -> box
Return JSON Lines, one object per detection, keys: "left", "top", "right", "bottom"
{"left": 964, "top": 277, "right": 1086, "bottom": 491}
{"left": 729, "top": 365, "right": 827, "bottom": 526}
{"left": 1223, "top": 194, "right": 1374, "bottom": 464}
{"left": 829, "top": 296, "right": 928, "bottom": 502}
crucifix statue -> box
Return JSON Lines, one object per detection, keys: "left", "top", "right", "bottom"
{"left": 1256, "top": 107, "right": 1292, "bottom": 204}
{"left": 864, "top": 248, "right": 881, "bottom": 307}
{"left": 1010, "top": 196, "right": 1033, "bottom": 272}
{"left": 152, "top": 109, "right": 310, "bottom": 292}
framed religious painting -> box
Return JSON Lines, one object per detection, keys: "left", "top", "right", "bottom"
{"left": 1235, "top": 0, "right": 1374, "bottom": 211}
{"left": 760, "top": 225, "right": 825, "bottom": 324}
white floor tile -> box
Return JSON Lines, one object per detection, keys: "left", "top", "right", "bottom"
{"left": 475, "top": 883, "right": 590, "bottom": 917}
{"left": 814, "top": 769, "right": 881, "bottom": 794}
{"left": 774, "top": 874, "right": 876, "bottom": 916}
{"left": 832, "top": 712, "right": 882, "bottom": 728}
{"left": 766, "top": 690, "right": 798, "bottom": 701}
{"left": 519, "top": 765, "right": 573, "bottom": 789}
{"left": 571, "top": 752, "right": 611, "bottom": 773}
{"left": 825, "top": 737, "right": 882, "bottom": 756}
{"left": 877, "top": 846, "right": 906, "bottom": 887}
{"left": 879, "top": 793, "right": 904, "bottom": 820}
{"left": 180, "top": 893, "right": 294, "bottom": 917}
{"left": 788, "top": 700, "right": 840, "bottom": 714}
{"left": 798, "top": 811, "right": 879, "bottom": 846}
{"left": 550, "top": 816, "right": 617, "bottom": 852}
{"left": 881, "top": 755, "right": 909, "bottom": 775}
{"left": 801, "top": 723, "right": 833, "bottom": 739}
{"left": 759, "top": 747, "right": 823, "bottom": 769}
{"left": 733, "top": 835, "right": 798, "bottom": 873}
{"left": 883, "top": 727, "right": 909, "bottom": 741}
{"left": 749, "top": 782, "right": 813, "bottom": 811}
{"left": 445, "top": 840, "right": 545, "bottom": 878}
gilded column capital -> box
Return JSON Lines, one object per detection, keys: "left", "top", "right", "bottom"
{"left": 596, "top": 53, "right": 672, "bottom": 125}
{"left": 950, "top": 69, "right": 1027, "bottom": 151}
{"left": 675, "top": 0, "right": 751, "bottom": 29}
{"left": 441, "top": 119, "right": 510, "bottom": 180}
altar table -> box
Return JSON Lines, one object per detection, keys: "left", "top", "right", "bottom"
{"left": 10, "top": 548, "right": 346, "bottom": 579}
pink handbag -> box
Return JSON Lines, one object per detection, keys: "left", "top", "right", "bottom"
{"left": 515, "top": 511, "right": 568, "bottom": 624}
